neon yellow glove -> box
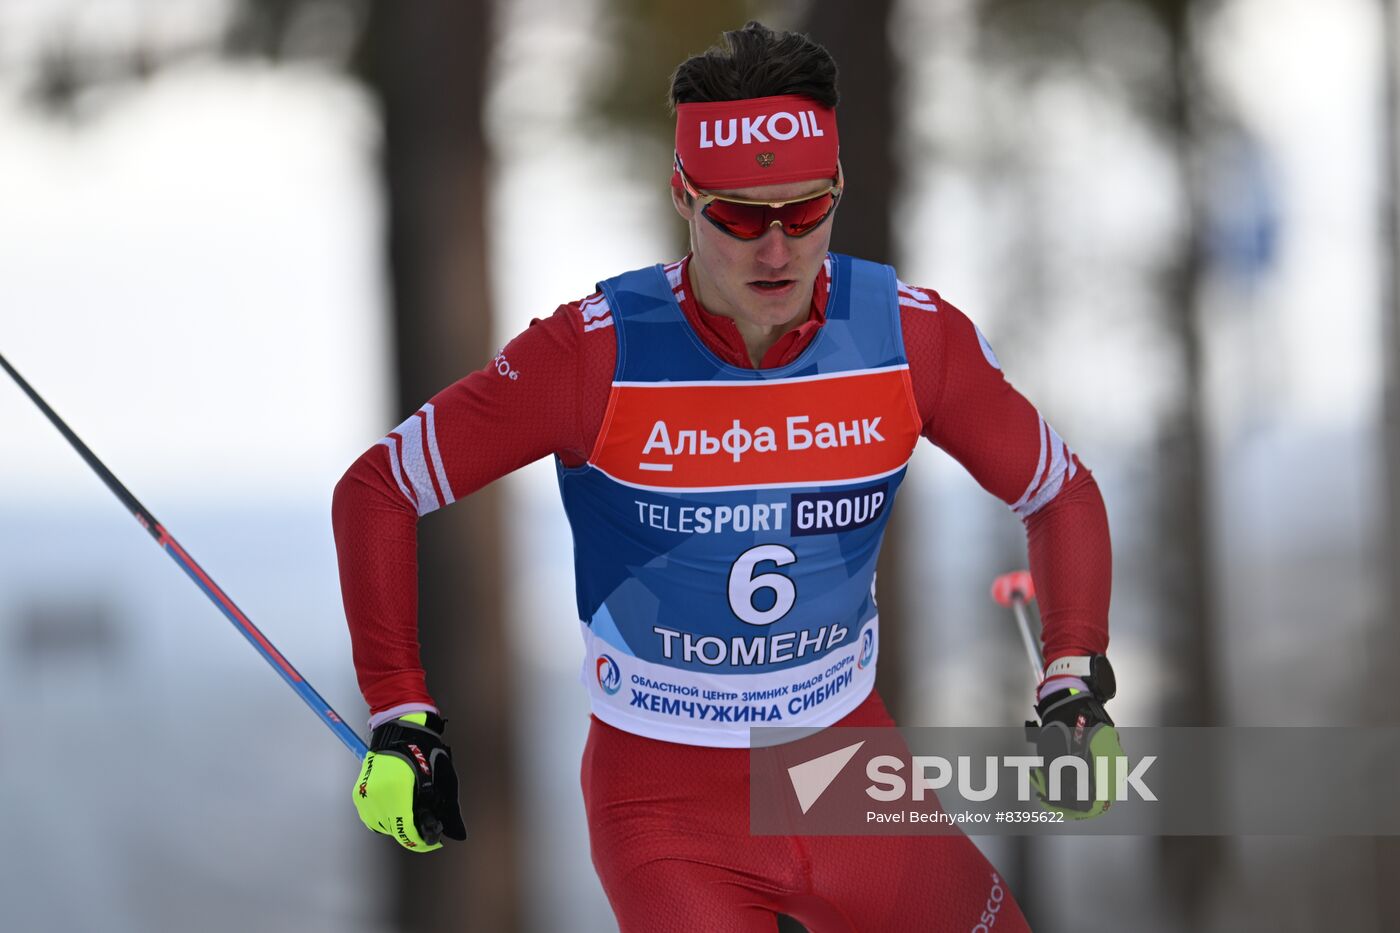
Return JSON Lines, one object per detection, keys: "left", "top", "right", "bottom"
{"left": 353, "top": 712, "right": 466, "bottom": 852}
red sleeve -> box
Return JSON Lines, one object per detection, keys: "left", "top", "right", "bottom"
{"left": 332, "top": 300, "right": 615, "bottom": 717}
{"left": 900, "top": 285, "right": 1111, "bottom": 666}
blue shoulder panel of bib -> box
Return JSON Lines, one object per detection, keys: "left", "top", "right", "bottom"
{"left": 596, "top": 253, "right": 906, "bottom": 383}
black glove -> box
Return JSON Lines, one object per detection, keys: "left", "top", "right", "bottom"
{"left": 1025, "top": 688, "right": 1124, "bottom": 819}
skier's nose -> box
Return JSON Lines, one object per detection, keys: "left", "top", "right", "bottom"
{"left": 754, "top": 223, "right": 793, "bottom": 269}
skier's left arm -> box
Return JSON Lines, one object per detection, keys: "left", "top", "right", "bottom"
{"left": 903, "top": 287, "right": 1122, "bottom": 817}
{"left": 900, "top": 285, "right": 1111, "bottom": 681}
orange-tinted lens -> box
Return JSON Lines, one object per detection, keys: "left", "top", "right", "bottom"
{"left": 702, "top": 192, "right": 837, "bottom": 240}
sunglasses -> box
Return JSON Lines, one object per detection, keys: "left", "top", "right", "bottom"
{"left": 675, "top": 156, "right": 842, "bottom": 241}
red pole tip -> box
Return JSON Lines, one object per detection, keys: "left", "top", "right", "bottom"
{"left": 990, "top": 570, "right": 1035, "bottom": 607}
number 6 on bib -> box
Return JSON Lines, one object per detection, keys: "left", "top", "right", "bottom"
{"left": 729, "top": 544, "right": 797, "bottom": 625}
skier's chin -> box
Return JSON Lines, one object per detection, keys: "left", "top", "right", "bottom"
{"left": 735, "top": 293, "right": 803, "bottom": 329}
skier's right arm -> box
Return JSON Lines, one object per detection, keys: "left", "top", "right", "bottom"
{"left": 334, "top": 300, "right": 609, "bottom": 851}
{"left": 332, "top": 302, "right": 599, "bottom": 725}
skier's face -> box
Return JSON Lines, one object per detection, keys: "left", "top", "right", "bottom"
{"left": 673, "top": 176, "right": 836, "bottom": 333}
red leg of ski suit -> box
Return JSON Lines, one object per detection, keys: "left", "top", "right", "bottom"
{"left": 581, "top": 689, "right": 1033, "bottom": 932}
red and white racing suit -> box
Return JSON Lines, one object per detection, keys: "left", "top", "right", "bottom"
{"left": 333, "top": 255, "right": 1111, "bottom": 931}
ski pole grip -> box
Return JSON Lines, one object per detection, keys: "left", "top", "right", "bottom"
{"left": 417, "top": 811, "right": 443, "bottom": 847}
{"left": 991, "top": 570, "right": 1036, "bottom": 607}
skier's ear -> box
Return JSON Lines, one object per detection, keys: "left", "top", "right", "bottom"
{"left": 672, "top": 186, "right": 695, "bottom": 221}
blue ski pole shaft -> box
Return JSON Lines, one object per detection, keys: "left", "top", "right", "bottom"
{"left": 0, "top": 351, "right": 367, "bottom": 759}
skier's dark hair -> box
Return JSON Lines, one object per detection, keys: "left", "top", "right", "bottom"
{"left": 668, "top": 22, "right": 839, "bottom": 112}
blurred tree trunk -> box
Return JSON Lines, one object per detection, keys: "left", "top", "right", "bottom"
{"left": 1150, "top": 4, "right": 1224, "bottom": 925}
{"left": 1151, "top": 5, "right": 1220, "bottom": 727}
{"left": 362, "top": 3, "right": 519, "bottom": 931}
{"left": 1373, "top": 0, "right": 1400, "bottom": 926}
{"left": 802, "top": 0, "right": 912, "bottom": 725}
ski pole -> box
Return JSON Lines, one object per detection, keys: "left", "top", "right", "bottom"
{"left": 0, "top": 351, "right": 368, "bottom": 759}
{"left": 990, "top": 569, "right": 1043, "bottom": 685}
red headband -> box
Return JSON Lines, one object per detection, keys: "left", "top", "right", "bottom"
{"left": 673, "top": 94, "right": 839, "bottom": 192}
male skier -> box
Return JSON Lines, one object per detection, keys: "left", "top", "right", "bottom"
{"left": 335, "top": 21, "right": 1116, "bottom": 932}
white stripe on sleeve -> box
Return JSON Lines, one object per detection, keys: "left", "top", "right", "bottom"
{"left": 580, "top": 293, "right": 611, "bottom": 322}
{"left": 421, "top": 402, "right": 455, "bottom": 507}
{"left": 1010, "top": 418, "right": 1050, "bottom": 515}
{"left": 381, "top": 406, "right": 452, "bottom": 516}
{"left": 1011, "top": 416, "right": 1076, "bottom": 519}
{"left": 398, "top": 413, "right": 437, "bottom": 515}
{"left": 897, "top": 280, "right": 939, "bottom": 313}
